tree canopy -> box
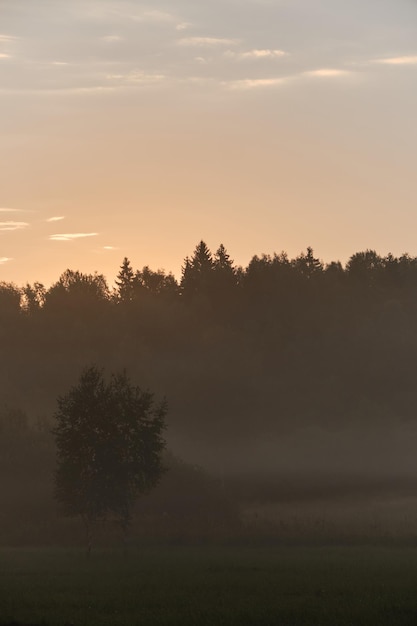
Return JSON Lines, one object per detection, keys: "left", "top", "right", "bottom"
{"left": 53, "top": 366, "right": 166, "bottom": 552}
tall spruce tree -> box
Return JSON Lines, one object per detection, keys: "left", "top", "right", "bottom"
{"left": 181, "top": 240, "right": 214, "bottom": 298}
{"left": 212, "top": 244, "right": 238, "bottom": 298}
{"left": 115, "top": 257, "right": 135, "bottom": 303}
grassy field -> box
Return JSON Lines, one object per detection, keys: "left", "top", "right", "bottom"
{"left": 1, "top": 545, "right": 417, "bottom": 625}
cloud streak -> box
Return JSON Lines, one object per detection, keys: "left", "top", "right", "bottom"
{"left": 106, "top": 71, "right": 166, "bottom": 85}
{"left": 0, "top": 257, "right": 12, "bottom": 265}
{"left": 306, "top": 68, "right": 352, "bottom": 77}
{"left": 226, "top": 77, "right": 289, "bottom": 90}
{"left": 225, "top": 67, "right": 354, "bottom": 91}
{"left": 374, "top": 55, "right": 417, "bottom": 66}
{"left": 178, "top": 37, "right": 239, "bottom": 47}
{"left": 49, "top": 233, "right": 98, "bottom": 241}
{"left": 226, "top": 49, "right": 288, "bottom": 60}
{"left": 46, "top": 216, "right": 65, "bottom": 222}
{"left": 0, "top": 221, "right": 29, "bottom": 231}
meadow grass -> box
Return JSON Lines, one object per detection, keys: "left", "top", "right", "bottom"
{"left": 1, "top": 544, "right": 417, "bottom": 625}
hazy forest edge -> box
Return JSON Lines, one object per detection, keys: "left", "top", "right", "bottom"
{"left": 2, "top": 242, "right": 417, "bottom": 447}
{"left": 3, "top": 241, "right": 417, "bottom": 544}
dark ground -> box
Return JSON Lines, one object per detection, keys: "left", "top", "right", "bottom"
{"left": 1, "top": 545, "right": 417, "bottom": 625}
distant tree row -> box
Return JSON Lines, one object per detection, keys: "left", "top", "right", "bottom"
{"left": 3, "top": 243, "right": 417, "bottom": 315}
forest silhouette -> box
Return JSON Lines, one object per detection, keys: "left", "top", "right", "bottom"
{"left": 2, "top": 242, "right": 416, "bottom": 436}
{"left": 2, "top": 241, "right": 417, "bottom": 543}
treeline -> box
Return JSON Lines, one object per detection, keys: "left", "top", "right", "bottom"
{"left": 2, "top": 242, "right": 417, "bottom": 457}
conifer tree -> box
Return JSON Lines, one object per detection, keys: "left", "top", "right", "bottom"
{"left": 115, "top": 257, "right": 135, "bottom": 303}
{"left": 214, "top": 244, "right": 234, "bottom": 272}
{"left": 181, "top": 241, "right": 214, "bottom": 298}
{"left": 213, "top": 244, "right": 238, "bottom": 293}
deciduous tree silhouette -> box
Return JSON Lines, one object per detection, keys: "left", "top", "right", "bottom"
{"left": 21, "top": 281, "right": 46, "bottom": 315}
{"left": 53, "top": 365, "right": 166, "bottom": 555}
{"left": 135, "top": 266, "right": 179, "bottom": 298}
{"left": 293, "top": 247, "right": 323, "bottom": 279}
{"left": 0, "top": 282, "right": 21, "bottom": 319}
{"left": 45, "top": 270, "right": 109, "bottom": 316}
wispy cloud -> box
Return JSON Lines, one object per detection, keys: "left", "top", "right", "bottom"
{"left": 0, "top": 35, "right": 17, "bottom": 43}
{"left": 46, "top": 216, "right": 65, "bottom": 222}
{"left": 0, "top": 257, "right": 12, "bottom": 265}
{"left": 178, "top": 37, "right": 239, "bottom": 47}
{"left": 93, "top": 245, "right": 119, "bottom": 254}
{"left": 306, "top": 68, "right": 352, "bottom": 77}
{"left": 225, "top": 67, "right": 354, "bottom": 91}
{"left": 0, "top": 221, "right": 29, "bottom": 231}
{"left": 226, "top": 77, "right": 288, "bottom": 90}
{"left": 226, "top": 49, "right": 288, "bottom": 60}
{"left": 50, "top": 233, "right": 98, "bottom": 241}
{"left": 0, "top": 208, "right": 22, "bottom": 213}
{"left": 106, "top": 71, "right": 166, "bottom": 85}
{"left": 0, "top": 54, "right": 11, "bottom": 60}
{"left": 373, "top": 55, "right": 417, "bottom": 65}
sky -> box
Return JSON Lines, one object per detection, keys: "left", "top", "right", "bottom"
{"left": 1, "top": 0, "right": 417, "bottom": 286}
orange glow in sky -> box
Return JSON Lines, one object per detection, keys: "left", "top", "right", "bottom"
{"left": 1, "top": 0, "right": 417, "bottom": 286}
